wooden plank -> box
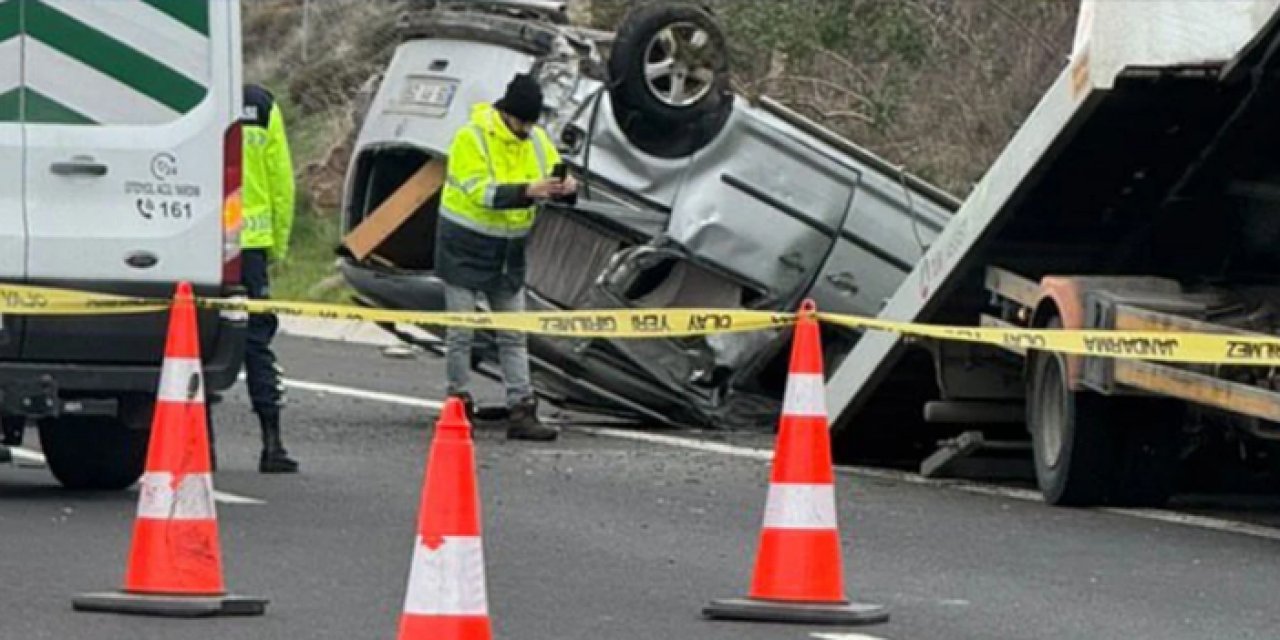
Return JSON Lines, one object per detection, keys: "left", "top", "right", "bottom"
{"left": 342, "top": 159, "right": 446, "bottom": 261}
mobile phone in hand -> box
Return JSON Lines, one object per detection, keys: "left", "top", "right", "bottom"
{"left": 550, "top": 163, "right": 576, "bottom": 205}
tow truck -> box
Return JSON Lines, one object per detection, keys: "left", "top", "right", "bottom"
{"left": 829, "top": 0, "right": 1280, "bottom": 506}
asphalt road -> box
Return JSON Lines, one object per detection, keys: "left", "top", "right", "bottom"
{"left": 3, "top": 335, "right": 1280, "bottom": 639}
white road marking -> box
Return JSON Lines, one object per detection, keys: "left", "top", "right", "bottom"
{"left": 280, "top": 379, "right": 1280, "bottom": 543}
{"left": 8, "top": 447, "right": 48, "bottom": 467}
{"left": 278, "top": 376, "right": 444, "bottom": 411}
{"left": 8, "top": 447, "right": 263, "bottom": 505}
{"left": 811, "top": 633, "right": 890, "bottom": 640}
{"left": 210, "top": 490, "right": 267, "bottom": 506}
{"left": 1098, "top": 507, "right": 1280, "bottom": 542}
{"left": 575, "top": 427, "right": 773, "bottom": 462}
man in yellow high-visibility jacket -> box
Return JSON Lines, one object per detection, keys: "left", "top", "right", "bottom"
{"left": 241, "top": 83, "right": 298, "bottom": 472}
{"left": 437, "top": 74, "right": 577, "bottom": 441}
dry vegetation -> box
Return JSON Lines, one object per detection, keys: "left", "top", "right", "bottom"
{"left": 243, "top": 0, "right": 403, "bottom": 211}
{"left": 589, "top": 0, "right": 1077, "bottom": 195}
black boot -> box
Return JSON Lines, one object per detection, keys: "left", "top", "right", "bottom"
{"left": 506, "top": 397, "right": 558, "bottom": 442}
{"left": 258, "top": 411, "right": 299, "bottom": 473}
{"left": 453, "top": 391, "right": 477, "bottom": 422}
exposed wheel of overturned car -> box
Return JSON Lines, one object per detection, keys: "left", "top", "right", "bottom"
{"left": 608, "top": 2, "right": 732, "bottom": 158}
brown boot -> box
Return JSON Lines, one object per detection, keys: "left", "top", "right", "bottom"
{"left": 506, "top": 397, "right": 558, "bottom": 442}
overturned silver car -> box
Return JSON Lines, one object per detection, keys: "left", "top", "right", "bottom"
{"left": 338, "top": 0, "right": 955, "bottom": 429}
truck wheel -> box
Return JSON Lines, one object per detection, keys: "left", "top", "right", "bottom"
{"left": 1027, "top": 345, "right": 1110, "bottom": 506}
{"left": 608, "top": 2, "right": 732, "bottom": 158}
{"left": 1027, "top": 323, "right": 1180, "bottom": 507}
{"left": 38, "top": 413, "right": 148, "bottom": 491}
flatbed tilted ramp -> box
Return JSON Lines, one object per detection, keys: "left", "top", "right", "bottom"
{"left": 828, "top": 0, "right": 1280, "bottom": 434}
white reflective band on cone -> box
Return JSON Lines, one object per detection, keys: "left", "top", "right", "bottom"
{"left": 762, "top": 483, "right": 838, "bottom": 530}
{"left": 403, "top": 536, "right": 489, "bottom": 616}
{"left": 157, "top": 357, "right": 204, "bottom": 403}
{"left": 136, "top": 472, "right": 217, "bottom": 520}
{"left": 782, "top": 373, "right": 827, "bottom": 418}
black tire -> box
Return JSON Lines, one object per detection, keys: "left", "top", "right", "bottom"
{"left": 1028, "top": 321, "right": 1180, "bottom": 507}
{"left": 1028, "top": 345, "right": 1111, "bottom": 506}
{"left": 38, "top": 407, "right": 150, "bottom": 491}
{"left": 608, "top": 2, "right": 732, "bottom": 158}
{"left": 1, "top": 415, "right": 24, "bottom": 445}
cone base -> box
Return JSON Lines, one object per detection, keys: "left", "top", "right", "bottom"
{"left": 703, "top": 597, "right": 889, "bottom": 625}
{"left": 72, "top": 591, "right": 268, "bottom": 618}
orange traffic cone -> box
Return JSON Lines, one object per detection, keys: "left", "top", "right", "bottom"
{"left": 705, "top": 300, "right": 888, "bottom": 625}
{"left": 397, "top": 398, "right": 492, "bottom": 640}
{"left": 73, "top": 282, "right": 267, "bottom": 617}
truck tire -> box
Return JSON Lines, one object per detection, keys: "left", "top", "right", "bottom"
{"left": 1027, "top": 323, "right": 1180, "bottom": 507}
{"left": 38, "top": 412, "right": 149, "bottom": 491}
{"left": 608, "top": 2, "right": 732, "bottom": 158}
{"left": 1027, "top": 344, "right": 1111, "bottom": 506}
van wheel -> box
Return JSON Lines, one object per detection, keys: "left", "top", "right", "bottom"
{"left": 38, "top": 413, "right": 148, "bottom": 491}
{"left": 608, "top": 2, "right": 732, "bottom": 157}
{"left": 1027, "top": 322, "right": 1179, "bottom": 507}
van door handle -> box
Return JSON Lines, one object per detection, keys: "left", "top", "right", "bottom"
{"left": 779, "top": 252, "right": 807, "bottom": 272}
{"left": 50, "top": 159, "right": 108, "bottom": 177}
{"left": 826, "top": 272, "right": 860, "bottom": 295}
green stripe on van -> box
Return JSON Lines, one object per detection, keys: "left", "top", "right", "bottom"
{"left": 0, "top": 0, "right": 20, "bottom": 42}
{"left": 0, "top": 88, "right": 19, "bottom": 122}
{"left": 25, "top": 0, "right": 205, "bottom": 114}
{"left": 140, "top": 0, "right": 208, "bottom": 36}
{"left": 24, "top": 87, "right": 95, "bottom": 125}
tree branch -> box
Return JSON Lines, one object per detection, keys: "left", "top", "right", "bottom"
{"left": 768, "top": 75, "right": 874, "bottom": 106}
{"left": 988, "top": 0, "right": 1061, "bottom": 59}
{"left": 788, "top": 100, "right": 875, "bottom": 124}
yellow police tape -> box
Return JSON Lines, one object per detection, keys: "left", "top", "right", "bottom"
{"left": 819, "top": 315, "right": 1280, "bottom": 367}
{"left": 0, "top": 283, "right": 790, "bottom": 337}
{"left": 5, "top": 282, "right": 1280, "bottom": 366}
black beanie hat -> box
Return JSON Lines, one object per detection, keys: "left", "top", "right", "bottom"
{"left": 494, "top": 74, "right": 543, "bottom": 123}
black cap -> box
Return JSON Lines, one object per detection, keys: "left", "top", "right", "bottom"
{"left": 494, "top": 74, "right": 543, "bottom": 123}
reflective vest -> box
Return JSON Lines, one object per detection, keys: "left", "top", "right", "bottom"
{"left": 242, "top": 85, "right": 295, "bottom": 259}
{"left": 440, "top": 103, "right": 557, "bottom": 238}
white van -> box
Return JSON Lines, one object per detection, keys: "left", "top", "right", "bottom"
{"left": 0, "top": 0, "right": 245, "bottom": 489}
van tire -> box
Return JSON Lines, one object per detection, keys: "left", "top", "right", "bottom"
{"left": 610, "top": 107, "right": 731, "bottom": 158}
{"left": 608, "top": 2, "right": 732, "bottom": 157}
{"left": 39, "top": 413, "right": 148, "bottom": 491}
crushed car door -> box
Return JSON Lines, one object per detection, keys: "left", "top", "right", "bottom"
{"left": 563, "top": 107, "right": 859, "bottom": 426}
{"left": 664, "top": 106, "right": 857, "bottom": 309}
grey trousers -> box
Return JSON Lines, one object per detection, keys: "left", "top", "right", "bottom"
{"left": 444, "top": 283, "right": 533, "bottom": 407}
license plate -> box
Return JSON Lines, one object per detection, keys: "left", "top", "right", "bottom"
{"left": 401, "top": 77, "right": 457, "bottom": 109}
